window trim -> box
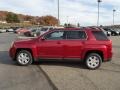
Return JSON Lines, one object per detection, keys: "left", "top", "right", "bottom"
{"left": 44, "top": 30, "right": 65, "bottom": 40}
{"left": 43, "top": 30, "right": 88, "bottom": 41}
{"left": 65, "top": 30, "right": 88, "bottom": 40}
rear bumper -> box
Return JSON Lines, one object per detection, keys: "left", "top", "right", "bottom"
{"left": 104, "top": 51, "right": 112, "bottom": 62}
{"left": 104, "top": 58, "right": 112, "bottom": 62}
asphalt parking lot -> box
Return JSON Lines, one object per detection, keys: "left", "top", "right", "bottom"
{"left": 40, "top": 36, "right": 120, "bottom": 90}
{"left": 0, "top": 33, "right": 120, "bottom": 90}
{"left": 0, "top": 33, "right": 56, "bottom": 90}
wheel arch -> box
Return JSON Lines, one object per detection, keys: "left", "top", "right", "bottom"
{"left": 84, "top": 50, "right": 104, "bottom": 62}
{"left": 15, "top": 48, "right": 34, "bottom": 60}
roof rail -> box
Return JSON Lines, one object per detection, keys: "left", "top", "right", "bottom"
{"left": 87, "top": 26, "right": 102, "bottom": 30}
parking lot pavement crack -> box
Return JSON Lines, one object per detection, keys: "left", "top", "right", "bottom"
{"left": 36, "top": 65, "right": 58, "bottom": 90}
{"left": 70, "top": 68, "right": 99, "bottom": 90}
{"left": 78, "top": 72, "right": 99, "bottom": 90}
{"left": 100, "top": 68, "right": 120, "bottom": 73}
{"left": 110, "top": 62, "right": 120, "bottom": 67}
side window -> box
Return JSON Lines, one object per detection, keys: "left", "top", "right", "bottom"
{"left": 41, "top": 28, "right": 48, "bottom": 31}
{"left": 92, "top": 31, "right": 109, "bottom": 40}
{"left": 49, "top": 28, "right": 53, "bottom": 30}
{"left": 45, "top": 31, "right": 65, "bottom": 40}
{"left": 66, "top": 31, "right": 87, "bottom": 39}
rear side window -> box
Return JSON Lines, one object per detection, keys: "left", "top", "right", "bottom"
{"left": 92, "top": 31, "right": 109, "bottom": 40}
{"left": 66, "top": 31, "right": 87, "bottom": 39}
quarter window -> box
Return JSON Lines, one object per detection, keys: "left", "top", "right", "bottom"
{"left": 92, "top": 31, "right": 109, "bottom": 40}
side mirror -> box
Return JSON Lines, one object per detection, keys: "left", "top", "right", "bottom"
{"left": 41, "top": 37, "right": 45, "bottom": 41}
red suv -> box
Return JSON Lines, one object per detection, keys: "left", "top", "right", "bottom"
{"left": 9, "top": 27, "right": 112, "bottom": 69}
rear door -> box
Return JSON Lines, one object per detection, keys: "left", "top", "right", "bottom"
{"left": 63, "top": 31, "right": 87, "bottom": 59}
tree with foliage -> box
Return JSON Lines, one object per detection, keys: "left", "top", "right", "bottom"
{"left": 24, "top": 15, "right": 33, "bottom": 21}
{"left": 6, "top": 12, "right": 20, "bottom": 23}
{"left": 36, "top": 15, "right": 59, "bottom": 26}
{"left": 64, "top": 23, "right": 68, "bottom": 27}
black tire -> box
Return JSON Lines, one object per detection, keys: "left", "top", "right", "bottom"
{"left": 16, "top": 50, "right": 33, "bottom": 66}
{"left": 85, "top": 53, "right": 102, "bottom": 70}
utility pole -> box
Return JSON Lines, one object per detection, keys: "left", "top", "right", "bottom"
{"left": 97, "top": 0, "right": 102, "bottom": 26}
{"left": 58, "top": 0, "right": 60, "bottom": 25}
{"left": 113, "top": 9, "right": 116, "bottom": 26}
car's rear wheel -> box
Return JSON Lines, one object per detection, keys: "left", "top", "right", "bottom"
{"left": 85, "top": 53, "right": 102, "bottom": 70}
{"left": 16, "top": 50, "right": 33, "bottom": 66}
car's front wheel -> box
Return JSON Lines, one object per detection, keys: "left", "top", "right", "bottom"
{"left": 85, "top": 53, "right": 102, "bottom": 70}
{"left": 16, "top": 50, "right": 33, "bottom": 66}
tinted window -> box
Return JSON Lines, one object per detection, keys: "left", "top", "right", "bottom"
{"left": 32, "top": 29, "right": 37, "bottom": 32}
{"left": 41, "top": 28, "right": 48, "bottom": 31}
{"left": 49, "top": 28, "right": 53, "bottom": 30}
{"left": 66, "top": 31, "right": 87, "bottom": 39}
{"left": 45, "top": 31, "right": 64, "bottom": 40}
{"left": 103, "top": 28, "right": 111, "bottom": 31}
{"left": 92, "top": 31, "right": 109, "bottom": 40}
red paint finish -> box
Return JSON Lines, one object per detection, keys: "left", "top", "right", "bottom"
{"left": 9, "top": 27, "right": 112, "bottom": 62}
{"left": 62, "top": 40, "right": 85, "bottom": 59}
{"left": 37, "top": 40, "right": 63, "bottom": 58}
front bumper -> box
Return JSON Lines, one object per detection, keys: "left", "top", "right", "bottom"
{"left": 9, "top": 47, "right": 16, "bottom": 60}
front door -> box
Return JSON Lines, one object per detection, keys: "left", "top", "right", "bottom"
{"left": 37, "top": 31, "right": 65, "bottom": 59}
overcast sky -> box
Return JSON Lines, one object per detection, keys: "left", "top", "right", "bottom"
{"left": 0, "top": 0, "right": 120, "bottom": 26}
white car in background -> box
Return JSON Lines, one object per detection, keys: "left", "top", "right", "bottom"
{"left": 40, "top": 26, "right": 54, "bottom": 35}
{"left": 115, "top": 28, "right": 120, "bottom": 35}
{"left": 0, "top": 29, "right": 6, "bottom": 33}
{"left": 6, "top": 28, "right": 14, "bottom": 32}
{"left": 102, "top": 28, "right": 111, "bottom": 36}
